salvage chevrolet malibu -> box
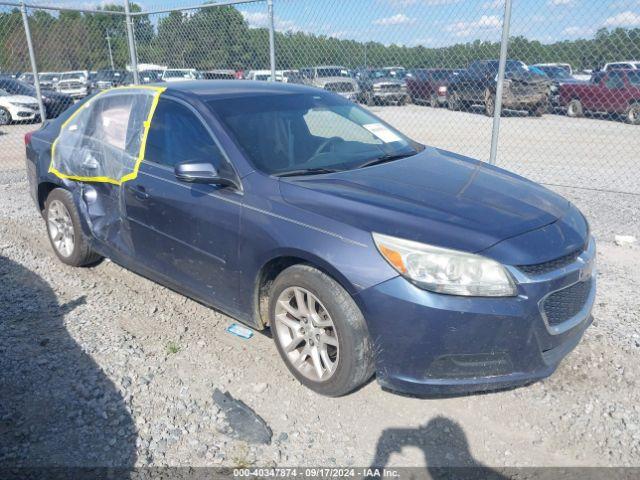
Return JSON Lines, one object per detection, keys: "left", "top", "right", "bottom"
{"left": 25, "top": 81, "right": 596, "bottom": 396}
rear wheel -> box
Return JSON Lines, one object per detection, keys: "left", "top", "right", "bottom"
{"left": 625, "top": 102, "right": 640, "bottom": 125}
{"left": 269, "top": 264, "right": 374, "bottom": 397}
{"left": 45, "top": 188, "right": 101, "bottom": 267}
{"left": 0, "top": 107, "right": 11, "bottom": 126}
{"left": 485, "top": 92, "right": 496, "bottom": 116}
{"left": 566, "top": 99, "right": 584, "bottom": 118}
{"left": 429, "top": 93, "right": 438, "bottom": 108}
{"left": 448, "top": 92, "right": 461, "bottom": 111}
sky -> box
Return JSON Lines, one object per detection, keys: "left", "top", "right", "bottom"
{"left": 26, "top": 0, "right": 640, "bottom": 48}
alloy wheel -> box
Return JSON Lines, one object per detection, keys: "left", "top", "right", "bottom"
{"left": 0, "top": 108, "right": 10, "bottom": 126}
{"left": 628, "top": 104, "right": 640, "bottom": 125}
{"left": 47, "top": 199, "right": 75, "bottom": 258}
{"left": 274, "top": 286, "right": 339, "bottom": 382}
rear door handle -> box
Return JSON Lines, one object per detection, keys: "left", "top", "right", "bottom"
{"left": 127, "top": 184, "right": 150, "bottom": 200}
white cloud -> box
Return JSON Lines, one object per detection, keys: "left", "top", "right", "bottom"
{"left": 603, "top": 10, "right": 640, "bottom": 27}
{"left": 240, "top": 10, "right": 298, "bottom": 31}
{"left": 562, "top": 25, "right": 595, "bottom": 36}
{"left": 445, "top": 14, "right": 501, "bottom": 37}
{"left": 549, "top": 0, "right": 573, "bottom": 5}
{"left": 372, "top": 13, "right": 417, "bottom": 26}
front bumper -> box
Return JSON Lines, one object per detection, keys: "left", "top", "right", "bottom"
{"left": 356, "top": 238, "right": 596, "bottom": 395}
{"left": 502, "top": 91, "right": 548, "bottom": 109}
{"left": 57, "top": 87, "right": 88, "bottom": 99}
{"left": 9, "top": 105, "right": 39, "bottom": 122}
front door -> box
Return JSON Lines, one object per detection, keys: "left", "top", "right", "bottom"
{"left": 124, "top": 97, "right": 243, "bottom": 312}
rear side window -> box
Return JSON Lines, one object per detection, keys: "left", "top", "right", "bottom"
{"left": 605, "top": 72, "right": 625, "bottom": 89}
{"left": 50, "top": 89, "right": 160, "bottom": 184}
{"left": 145, "top": 98, "right": 225, "bottom": 169}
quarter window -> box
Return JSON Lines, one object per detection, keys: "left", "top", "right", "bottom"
{"left": 145, "top": 99, "right": 225, "bottom": 169}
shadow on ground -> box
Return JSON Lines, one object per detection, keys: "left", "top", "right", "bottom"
{"left": 0, "top": 255, "right": 137, "bottom": 467}
{"left": 370, "top": 416, "right": 507, "bottom": 479}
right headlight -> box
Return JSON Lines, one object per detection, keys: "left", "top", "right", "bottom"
{"left": 373, "top": 232, "right": 517, "bottom": 297}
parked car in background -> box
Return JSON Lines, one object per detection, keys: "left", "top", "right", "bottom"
{"left": 18, "top": 72, "right": 35, "bottom": 85}
{"left": 281, "top": 70, "right": 304, "bottom": 84}
{"left": 448, "top": 60, "right": 549, "bottom": 116}
{"left": 26, "top": 81, "right": 596, "bottom": 397}
{"left": 301, "top": 66, "right": 359, "bottom": 101}
{"left": 39, "top": 72, "right": 60, "bottom": 90}
{"left": 90, "top": 70, "right": 129, "bottom": 91}
{"left": 356, "top": 69, "right": 408, "bottom": 105}
{"left": 0, "top": 85, "right": 39, "bottom": 125}
{"left": 533, "top": 65, "right": 585, "bottom": 109}
{"left": 0, "top": 77, "right": 73, "bottom": 119}
{"left": 603, "top": 61, "right": 640, "bottom": 72}
{"left": 162, "top": 68, "right": 199, "bottom": 82}
{"left": 560, "top": 69, "right": 640, "bottom": 124}
{"left": 246, "top": 70, "right": 283, "bottom": 82}
{"left": 56, "top": 70, "right": 90, "bottom": 99}
{"left": 200, "top": 69, "right": 236, "bottom": 80}
{"left": 406, "top": 68, "right": 459, "bottom": 107}
{"left": 533, "top": 63, "right": 573, "bottom": 76}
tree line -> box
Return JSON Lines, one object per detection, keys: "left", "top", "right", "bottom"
{"left": 1, "top": 3, "right": 639, "bottom": 74}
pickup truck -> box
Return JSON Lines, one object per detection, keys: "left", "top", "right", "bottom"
{"left": 406, "top": 68, "right": 460, "bottom": 107}
{"left": 448, "top": 60, "right": 550, "bottom": 116}
{"left": 560, "top": 69, "right": 640, "bottom": 124}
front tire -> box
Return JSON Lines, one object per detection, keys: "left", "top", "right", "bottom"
{"left": 269, "top": 264, "right": 374, "bottom": 397}
{"left": 45, "top": 188, "right": 101, "bottom": 267}
{"left": 566, "top": 99, "right": 584, "bottom": 118}
{"left": 485, "top": 92, "right": 496, "bottom": 116}
{"left": 0, "top": 107, "right": 11, "bottom": 126}
{"left": 625, "top": 102, "right": 640, "bottom": 125}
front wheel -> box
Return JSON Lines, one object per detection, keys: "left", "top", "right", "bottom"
{"left": 45, "top": 188, "right": 102, "bottom": 267}
{"left": 485, "top": 92, "right": 496, "bottom": 116}
{"left": 625, "top": 103, "right": 640, "bottom": 125}
{"left": 0, "top": 107, "right": 11, "bottom": 126}
{"left": 269, "top": 265, "right": 374, "bottom": 397}
{"left": 448, "top": 92, "right": 461, "bottom": 111}
{"left": 566, "top": 99, "right": 584, "bottom": 118}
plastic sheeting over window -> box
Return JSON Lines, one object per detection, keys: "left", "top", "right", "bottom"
{"left": 49, "top": 86, "right": 165, "bottom": 185}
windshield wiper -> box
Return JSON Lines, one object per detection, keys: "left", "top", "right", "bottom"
{"left": 356, "top": 152, "right": 416, "bottom": 170}
{"left": 274, "top": 167, "right": 341, "bottom": 178}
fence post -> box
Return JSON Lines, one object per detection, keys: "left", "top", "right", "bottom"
{"left": 124, "top": 0, "right": 140, "bottom": 84}
{"left": 20, "top": 1, "right": 46, "bottom": 123}
{"left": 488, "top": 0, "right": 513, "bottom": 165}
{"left": 267, "top": 0, "right": 276, "bottom": 81}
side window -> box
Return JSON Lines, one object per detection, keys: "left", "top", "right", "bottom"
{"left": 145, "top": 99, "right": 225, "bottom": 169}
{"left": 605, "top": 72, "right": 624, "bottom": 89}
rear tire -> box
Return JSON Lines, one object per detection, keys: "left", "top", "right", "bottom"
{"left": 485, "top": 92, "right": 496, "bottom": 117}
{"left": 269, "top": 264, "right": 374, "bottom": 397}
{"left": 0, "top": 107, "right": 11, "bottom": 126}
{"left": 429, "top": 94, "right": 438, "bottom": 108}
{"left": 566, "top": 99, "right": 584, "bottom": 118}
{"left": 625, "top": 102, "right": 640, "bottom": 125}
{"left": 448, "top": 92, "right": 461, "bottom": 111}
{"left": 44, "top": 188, "right": 101, "bottom": 267}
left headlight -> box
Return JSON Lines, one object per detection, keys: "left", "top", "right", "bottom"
{"left": 373, "top": 232, "right": 517, "bottom": 297}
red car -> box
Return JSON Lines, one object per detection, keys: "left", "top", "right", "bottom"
{"left": 406, "top": 69, "right": 459, "bottom": 107}
{"left": 560, "top": 69, "right": 640, "bottom": 124}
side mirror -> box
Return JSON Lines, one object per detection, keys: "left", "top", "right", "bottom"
{"left": 174, "top": 161, "right": 237, "bottom": 188}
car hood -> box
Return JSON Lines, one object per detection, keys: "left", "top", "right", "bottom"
{"left": 2, "top": 94, "right": 37, "bottom": 103}
{"left": 279, "top": 147, "right": 573, "bottom": 255}
{"left": 315, "top": 77, "right": 357, "bottom": 86}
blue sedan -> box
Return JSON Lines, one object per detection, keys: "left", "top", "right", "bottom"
{"left": 25, "top": 81, "right": 595, "bottom": 396}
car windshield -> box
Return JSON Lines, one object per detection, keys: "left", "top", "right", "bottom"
{"left": 316, "top": 68, "right": 349, "bottom": 78}
{"left": 60, "top": 73, "right": 84, "bottom": 80}
{"left": 538, "top": 66, "right": 571, "bottom": 79}
{"left": 165, "top": 70, "right": 191, "bottom": 78}
{"left": 0, "top": 79, "right": 34, "bottom": 96}
{"left": 209, "top": 92, "right": 421, "bottom": 175}
{"left": 628, "top": 71, "right": 640, "bottom": 86}
{"left": 40, "top": 73, "right": 58, "bottom": 81}
{"left": 95, "top": 71, "right": 123, "bottom": 81}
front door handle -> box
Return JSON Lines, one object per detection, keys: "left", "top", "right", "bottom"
{"left": 127, "top": 184, "right": 150, "bottom": 200}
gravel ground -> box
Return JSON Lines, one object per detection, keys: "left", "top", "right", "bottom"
{"left": 0, "top": 106, "right": 639, "bottom": 469}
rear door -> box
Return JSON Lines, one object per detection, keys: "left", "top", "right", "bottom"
{"left": 598, "top": 71, "right": 626, "bottom": 113}
{"left": 124, "top": 96, "right": 243, "bottom": 311}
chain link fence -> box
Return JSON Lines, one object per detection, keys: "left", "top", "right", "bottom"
{"left": 1, "top": 0, "right": 639, "bottom": 226}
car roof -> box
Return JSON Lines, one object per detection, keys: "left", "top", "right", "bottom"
{"left": 162, "top": 79, "right": 323, "bottom": 100}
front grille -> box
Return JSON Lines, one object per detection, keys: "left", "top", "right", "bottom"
{"left": 543, "top": 279, "right": 592, "bottom": 326}
{"left": 378, "top": 84, "right": 401, "bottom": 92}
{"left": 518, "top": 249, "right": 582, "bottom": 275}
{"left": 324, "top": 82, "right": 354, "bottom": 93}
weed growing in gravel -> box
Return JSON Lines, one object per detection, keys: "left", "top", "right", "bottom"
{"left": 166, "top": 341, "right": 181, "bottom": 355}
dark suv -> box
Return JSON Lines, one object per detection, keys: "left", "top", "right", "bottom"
{"left": 448, "top": 60, "right": 550, "bottom": 116}
{"left": 406, "top": 68, "right": 459, "bottom": 107}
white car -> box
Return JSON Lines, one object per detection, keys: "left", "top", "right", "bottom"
{"left": 161, "top": 68, "right": 199, "bottom": 82}
{"left": 0, "top": 88, "right": 39, "bottom": 125}
{"left": 603, "top": 61, "right": 640, "bottom": 72}
{"left": 246, "top": 70, "right": 283, "bottom": 82}
{"left": 56, "top": 71, "right": 90, "bottom": 99}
